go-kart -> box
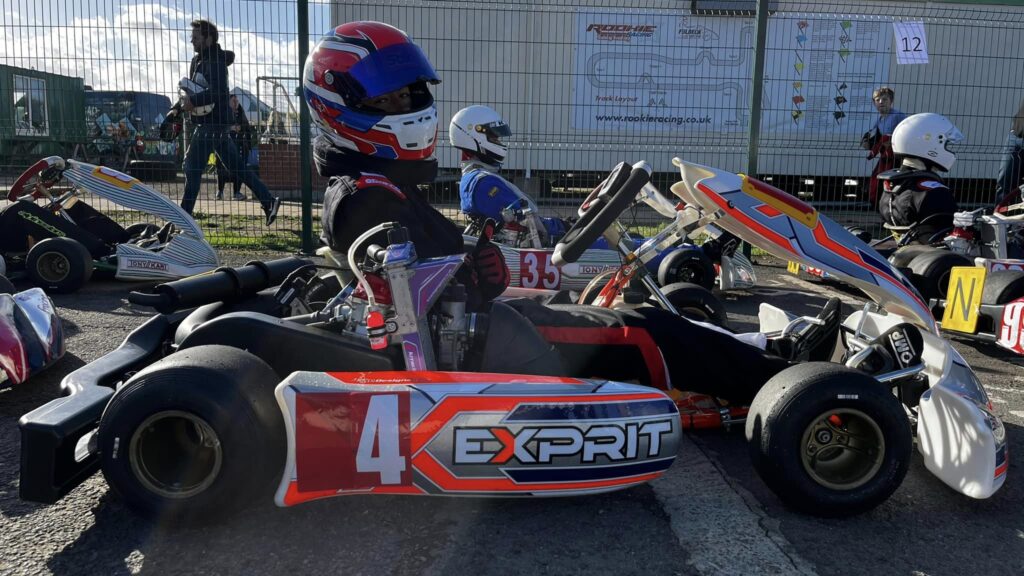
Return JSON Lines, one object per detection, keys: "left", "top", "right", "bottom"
{"left": 462, "top": 185, "right": 756, "bottom": 294}
{"left": 918, "top": 205, "right": 1024, "bottom": 354}
{"left": 0, "top": 286, "right": 64, "bottom": 387}
{"left": 19, "top": 160, "right": 1005, "bottom": 522}
{"left": 3, "top": 156, "right": 219, "bottom": 293}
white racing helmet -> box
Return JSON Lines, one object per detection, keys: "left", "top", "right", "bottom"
{"left": 449, "top": 105, "right": 511, "bottom": 166}
{"left": 178, "top": 76, "right": 215, "bottom": 117}
{"left": 891, "top": 112, "right": 964, "bottom": 172}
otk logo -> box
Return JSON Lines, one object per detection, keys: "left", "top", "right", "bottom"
{"left": 453, "top": 420, "right": 674, "bottom": 465}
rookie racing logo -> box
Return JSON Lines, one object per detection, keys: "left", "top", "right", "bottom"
{"left": 586, "top": 23, "right": 657, "bottom": 42}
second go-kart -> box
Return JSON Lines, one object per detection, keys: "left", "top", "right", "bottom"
{"left": 20, "top": 159, "right": 1005, "bottom": 523}
{"left": 463, "top": 185, "right": 756, "bottom": 294}
{"left": 3, "top": 156, "right": 219, "bottom": 293}
{"left": 918, "top": 205, "right": 1024, "bottom": 354}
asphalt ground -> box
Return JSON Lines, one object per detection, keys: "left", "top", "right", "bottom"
{"left": 1, "top": 253, "right": 1022, "bottom": 576}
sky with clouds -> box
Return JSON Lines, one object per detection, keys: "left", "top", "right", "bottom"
{"left": 1, "top": 0, "right": 330, "bottom": 104}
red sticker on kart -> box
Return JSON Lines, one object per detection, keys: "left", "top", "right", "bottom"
{"left": 293, "top": 391, "right": 412, "bottom": 492}
{"left": 519, "top": 250, "right": 561, "bottom": 289}
{"left": 998, "top": 301, "right": 1024, "bottom": 355}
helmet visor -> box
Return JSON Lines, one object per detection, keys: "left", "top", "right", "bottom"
{"left": 477, "top": 121, "right": 511, "bottom": 145}
{"left": 340, "top": 42, "right": 440, "bottom": 101}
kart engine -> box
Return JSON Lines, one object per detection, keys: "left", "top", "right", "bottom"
{"left": 430, "top": 284, "right": 479, "bottom": 371}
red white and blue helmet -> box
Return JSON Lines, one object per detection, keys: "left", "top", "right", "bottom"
{"left": 303, "top": 21, "right": 441, "bottom": 160}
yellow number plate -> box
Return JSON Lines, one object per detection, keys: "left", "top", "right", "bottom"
{"left": 941, "top": 266, "right": 987, "bottom": 334}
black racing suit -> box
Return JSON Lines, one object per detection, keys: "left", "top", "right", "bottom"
{"left": 878, "top": 167, "right": 958, "bottom": 244}
{"left": 317, "top": 138, "right": 790, "bottom": 403}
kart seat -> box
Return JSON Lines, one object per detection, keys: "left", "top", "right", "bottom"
{"left": 316, "top": 246, "right": 355, "bottom": 285}
{"left": 64, "top": 200, "right": 128, "bottom": 245}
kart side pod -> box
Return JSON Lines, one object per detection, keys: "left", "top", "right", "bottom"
{"left": 275, "top": 372, "right": 681, "bottom": 505}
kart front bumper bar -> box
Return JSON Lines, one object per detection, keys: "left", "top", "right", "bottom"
{"left": 19, "top": 312, "right": 182, "bottom": 503}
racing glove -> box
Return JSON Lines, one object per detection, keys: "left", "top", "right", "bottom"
{"left": 469, "top": 219, "right": 510, "bottom": 301}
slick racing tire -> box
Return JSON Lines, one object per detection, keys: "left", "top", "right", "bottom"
{"left": 656, "top": 282, "right": 728, "bottom": 328}
{"left": 0, "top": 275, "right": 15, "bottom": 295}
{"left": 98, "top": 345, "right": 284, "bottom": 524}
{"left": 887, "top": 245, "right": 934, "bottom": 269}
{"left": 657, "top": 247, "right": 716, "bottom": 291}
{"left": 26, "top": 237, "right": 94, "bottom": 294}
{"left": 982, "top": 270, "right": 1024, "bottom": 305}
{"left": 746, "top": 362, "right": 911, "bottom": 517}
{"left": 906, "top": 249, "right": 972, "bottom": 301}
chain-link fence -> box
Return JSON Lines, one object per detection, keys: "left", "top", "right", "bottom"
{"left": 3, "top": 0, "right": 1023, "bottom": 248}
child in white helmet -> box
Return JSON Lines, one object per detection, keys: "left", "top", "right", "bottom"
{"left": 877, "top": 112, "right": 961, "bottom": 244}
{"left": 449, "top": 106, "right": 567, "bottom": 248}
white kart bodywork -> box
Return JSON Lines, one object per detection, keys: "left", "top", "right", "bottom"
{"left": 50, "top": 158, "right": 219, "bottom": 281}
{"left": 673, "top": 158, "right": 1006, "bottom": 500}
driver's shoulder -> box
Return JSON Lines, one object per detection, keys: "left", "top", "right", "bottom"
{"left": 334, "top": 172, "right": 408, "bottom": 201}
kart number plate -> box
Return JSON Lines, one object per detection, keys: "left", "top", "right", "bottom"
{"left": 520, "top": 250, "right": 561, "bottom": 289}
{"left": 293, "top": 391, "right": 413, "bottom": 492}
{"left": 998, "top": 302, "right": 1024, "bottom": 354}
{"left": 942, "top": 266, "right": 987, "bottom": 334}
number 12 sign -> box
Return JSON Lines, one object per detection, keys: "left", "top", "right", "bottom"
{"left": 893, "top": 21, "right": 928, "bottom": 65}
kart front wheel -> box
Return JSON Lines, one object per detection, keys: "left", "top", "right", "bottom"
{"left": 745, "top": 362, "right": 911, "bottom": 517}
{"left": 26, "top": 237, "right": 94, "bottom": 293}
{"left": 657, "top": 247, "right": 716, "bottom": 291}
{"left": 656, "top": 282, "right": 728, "bottom": 327}
{"left": 98, "top": 345, "right": 284, "bottom": 523}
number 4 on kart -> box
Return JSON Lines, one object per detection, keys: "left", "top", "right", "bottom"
{"left": 293, "top": 391, "right": 412, "bottom": 492}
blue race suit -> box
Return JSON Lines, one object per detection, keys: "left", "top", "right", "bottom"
{"left": 459, "top": 162, "right": 566, "bottom": 246}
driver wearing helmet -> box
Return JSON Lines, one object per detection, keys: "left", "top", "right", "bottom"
{"left": 878, "top": 113, "right": 961, "bottom": 244}
{"left": 307, "top": 21, "right": 509, "bottom": 307}
{"left": 306, "top": 21, "right": 843, "bottom": 405}
{"left": 450, "top": 106, "right": 568, "bottom": 248}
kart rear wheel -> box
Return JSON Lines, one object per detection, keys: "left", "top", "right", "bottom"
{"left": 887, "top": 245, "right": 933, "bottom": 269}
{"left": 746, "top": 362, "right": 911, "bottom": 517}
{"left": 657, "top": 247, "right": 716, "bottom": 291}
{"left": 906, "top": 249, "right": 972, "bottom": 301}
{"left": 0, "top": 275, "right": 14, "bottom": 295}
{"left": 26, "top": 237, "right": 94, "bottom": 294}
{"left": 98, "top": 345, "right": 284, "bottom": 523}
{"left": 656, "top": 282, "right": 728, "bottom": 328}
{"left": 982, "top": 270, "right": 1024, "bottom": 305}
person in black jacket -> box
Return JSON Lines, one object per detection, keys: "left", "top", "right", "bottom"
{"left": 215, "top": 95, "right": 255, "bottom": 200}
{"left": 878, "top": 113, "right": 961, "bottom": 244}
{"left": 305, "top": 21, "right": 843, "bottom": 405}
{"left": 180, "top": 19, "right": 280, "bottom": 224}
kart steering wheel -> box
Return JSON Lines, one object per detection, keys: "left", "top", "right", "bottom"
{"left": 552, "top": 162, "right": 652, "bottom": 266}
{"left": 9, "top": 157, "right": 66, "bottom": 202}
{"left": 550, "top": 162, "right": 631, "bottom": 266}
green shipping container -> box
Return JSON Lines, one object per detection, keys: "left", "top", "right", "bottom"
{"left": 0, "top": 64, "right": 86, "bottom": 169}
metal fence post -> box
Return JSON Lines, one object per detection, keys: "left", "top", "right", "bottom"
{"left": 297, "top": 0, "right": 314, "bottom": 255}
{"left": 744, "top": 0, "right": 771, "bottom": 258}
